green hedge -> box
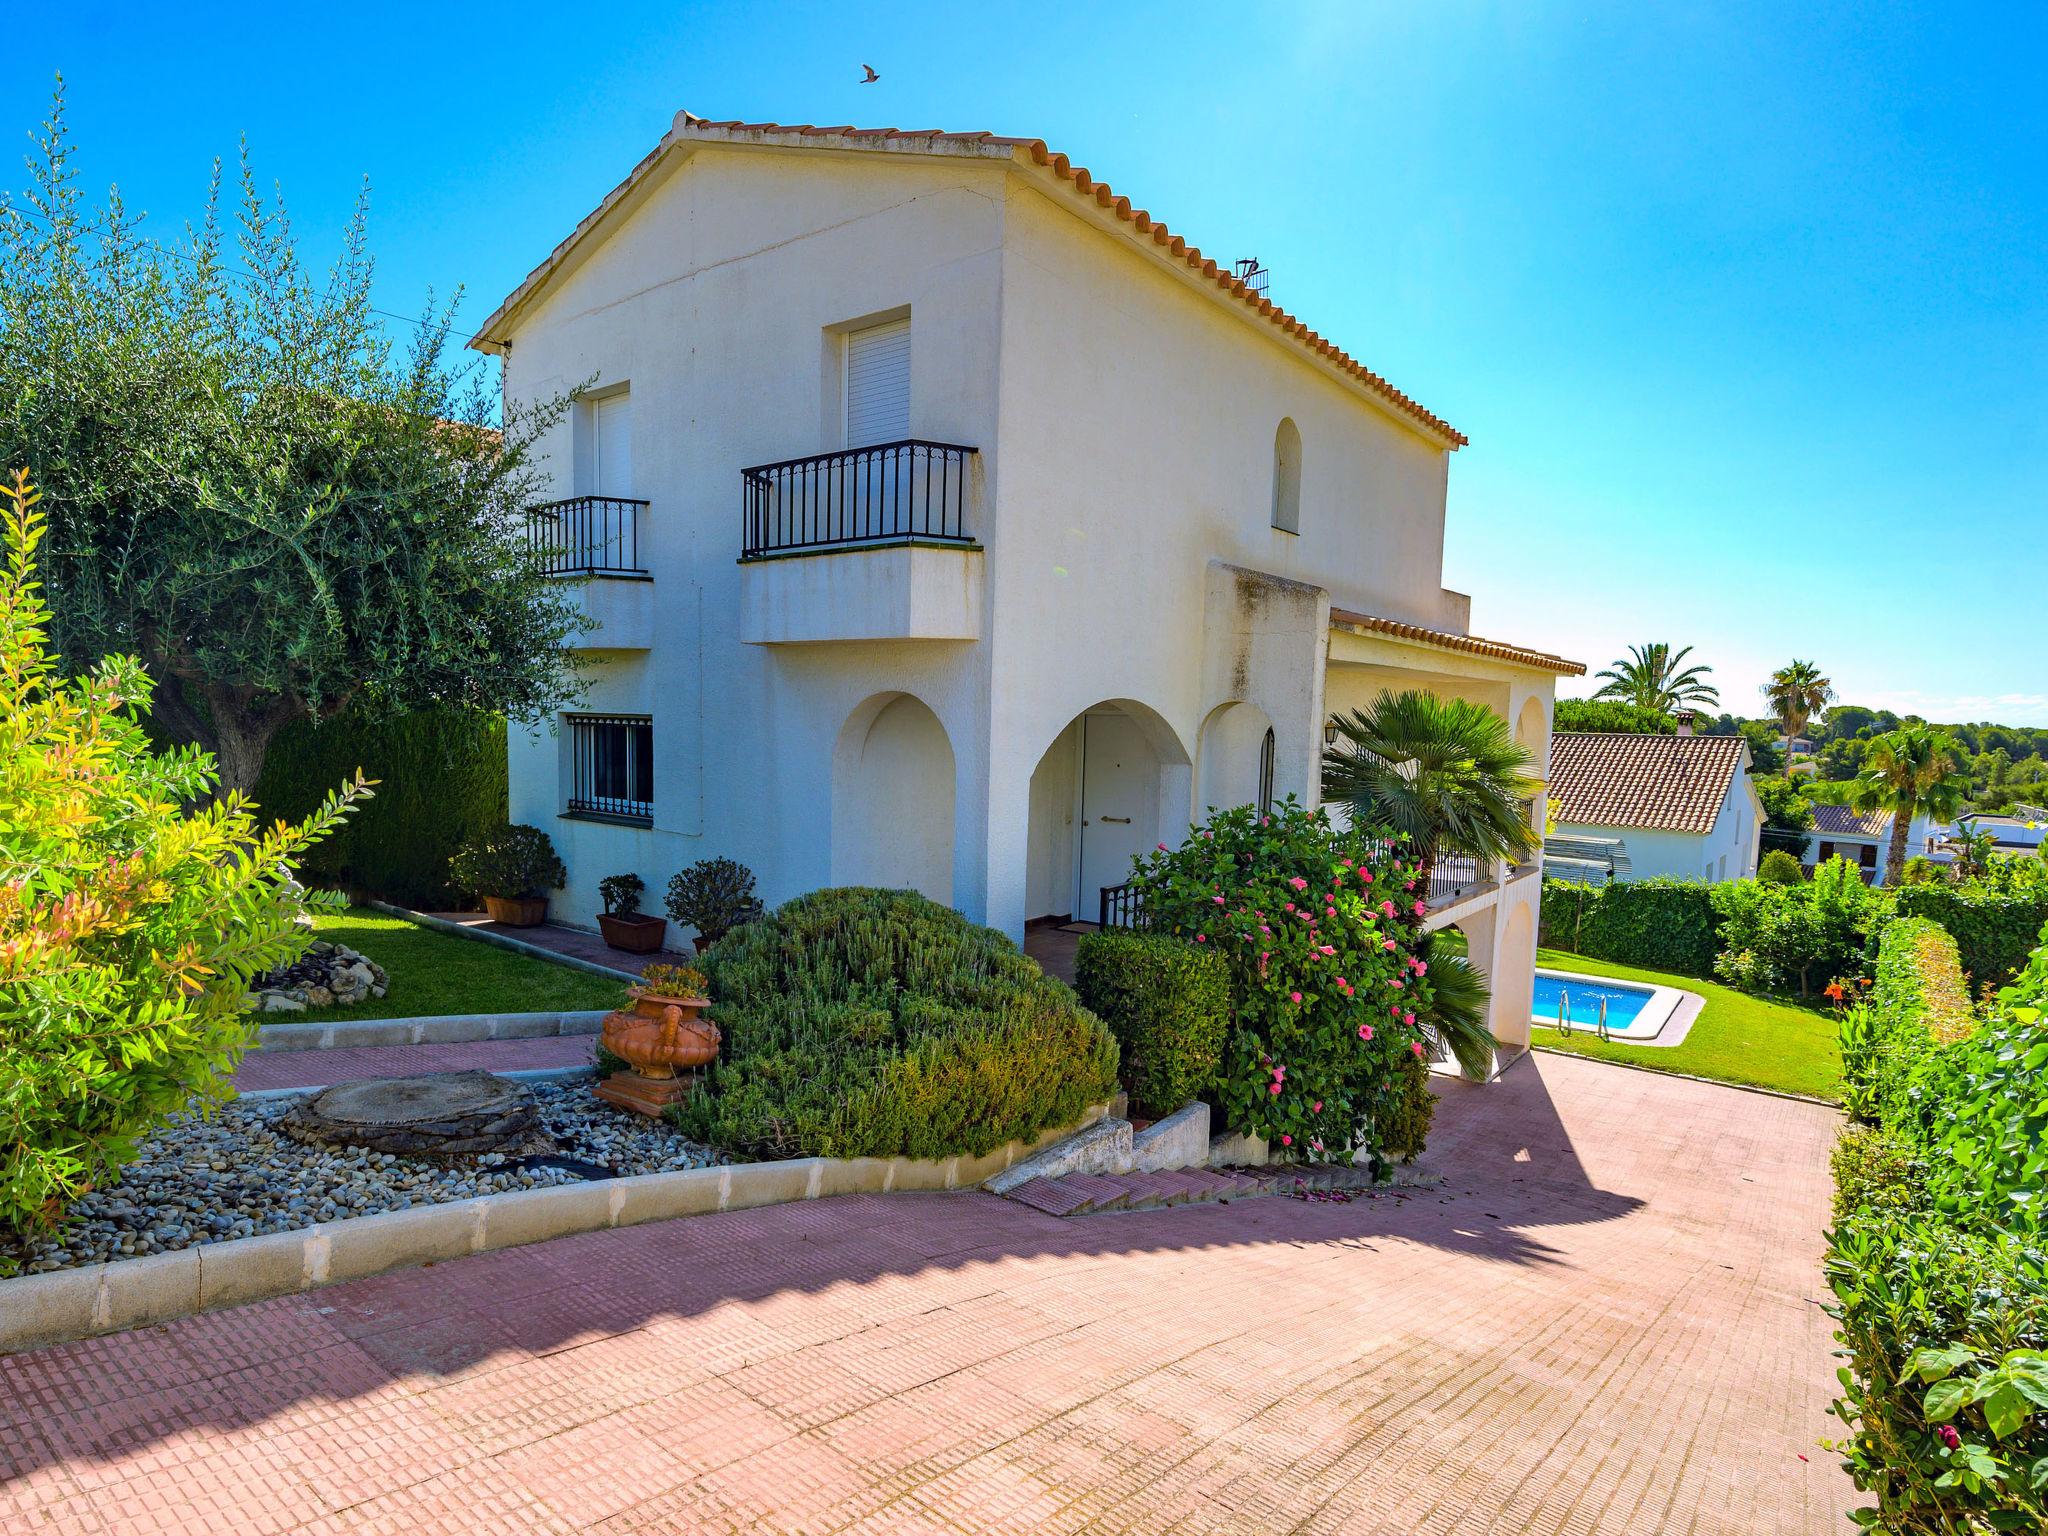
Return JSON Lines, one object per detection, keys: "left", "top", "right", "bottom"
{"left": 674, "top": 888, "right": 1120, "bottom": 1160}
{"left": 1893, "top": 882, "right": 2048, "bottom": 994}
{"left": 1824, "top": 918, "right": 2048, "bottom": 1529}
{"left": 253, "top": 706, "right": 507, "bottom": 908}
{"left": 1073, "top": 931, "right": 1229, "bottom": 1119}
{"left": 1538, "top": 877, "right": 1720, "bottom": 975}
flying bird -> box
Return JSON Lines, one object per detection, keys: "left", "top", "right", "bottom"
{"left": 860, "top": 63, "right": 880, "bottom": 83}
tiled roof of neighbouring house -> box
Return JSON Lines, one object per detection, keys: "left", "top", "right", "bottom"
{"left": 472, "top": 115, "right": 1467, "bottom": 447}
{"left": 1327, "top": 608, "right": 1586, "bottom": 675}
{"left": 1548, "top": 732, "right": 1749, "bottom": 835}
{"left": 1809, "top": 803, "right": 1893, "bottom": 839}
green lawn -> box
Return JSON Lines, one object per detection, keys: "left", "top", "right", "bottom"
{"left": 1532, "top": 947, "right": 1842, "bottom": 1101}
{"left": 280, "top": 907, "right": 625, "bottom": 1022}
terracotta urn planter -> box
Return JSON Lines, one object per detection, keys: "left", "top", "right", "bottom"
{"left": 596, "top": 986, "right": 721, "bottom": 1116}
{"left": 484, "top": 894, "right": 547, "bottom": 927}
{"left": 597, "top": 911, "right": 667, "bottom": 954}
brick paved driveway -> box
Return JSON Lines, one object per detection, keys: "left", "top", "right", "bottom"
{"left": 0, "top": 1053, "right": 1850, "bottom": 1534}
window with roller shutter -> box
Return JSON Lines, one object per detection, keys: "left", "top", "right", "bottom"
{"left": 843, "top": 319, "right": 909, "bottom": 446}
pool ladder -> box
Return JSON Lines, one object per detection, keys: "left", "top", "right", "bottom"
{"left": 1555, "top": 989, "right": 1612, "bottom": 1043}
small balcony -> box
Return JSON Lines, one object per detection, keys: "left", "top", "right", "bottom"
{"left": 529, "top": 495, "right": 654, "bottom": 650}
{"left": 738, "top": 440, "right": 982, "bottom": 645}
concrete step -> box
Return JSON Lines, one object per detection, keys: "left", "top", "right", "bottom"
{"left": 997, "top": 1164, "right": 1288, "bottom": 1219}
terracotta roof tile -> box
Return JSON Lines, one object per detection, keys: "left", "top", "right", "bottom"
{"left": 474, "top": 115, "right": 1466, "bottom": 446}
{"left": 1810, "top": 803, "right": 1892, "bottom": 838}
{"left": 1328, "top": 608, "right": 1586, "bottom": 676}
{"left": 1548, "top": 732, "right": 1749, "bottom": 835}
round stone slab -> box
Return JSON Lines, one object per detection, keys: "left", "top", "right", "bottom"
{"left": 280, "top": 1070, "right": 555, "bottom": 1161}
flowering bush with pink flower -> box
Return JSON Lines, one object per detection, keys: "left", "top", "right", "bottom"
{"left": 1127, "top": 798, "right": 1436, "bottom": 1161}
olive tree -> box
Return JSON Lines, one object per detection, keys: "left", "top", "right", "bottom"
{"left": 0, "top": 85, "right": 583, "bottom": 792}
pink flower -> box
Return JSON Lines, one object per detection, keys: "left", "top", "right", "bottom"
{"left": 1410, "top": 1041, "right": 1425, "bottom": 1058}
{"left": 1358, "top": 1024, "right": 1374, "bottom": 1041}
{"left": 1311, "top": 1139, "right": 1324, "bottom": 1152}
{"left": 1312, "top": 1100, "right": 1323, "bottom": 1112}
{"left": 1283, "top": 902, "right": 1295, "bottom": 913}
{"left": 1212, "top": 895, "right": 1225, "bottom": 905}
{"left": 1415, "top": 960, "right": 1428, "bottom": 975}
{"left": 1289, "top": 990, "right": 1304, "bottom": 1004}
{"left": 1195, "top": 933, "right": 1207, "bottom": 943}
{"left": 1404, "top": 1011, "right": 1415, "bottom": 1025}
{"left": 1361, "top": 870, "right": 1374, "bottom": 883}
{"left": 1382, "top": 939, "right": 1397, "bottom": 951}
{"left": 1413, "top": 900, "right": 1427, "bottom": 917}
{"left": 1334, "top": 977, "right": 1346, "bottom": 987}
{"left": 1269, "top": 1081, "right": 1282, "bottom": 1095}
{"left": 1260, "top": 924, "right": 1271, "bottom": 935}
{"left": 1390, "top": 977, "right": 1404, "bottom": 989}
{"left": 1279, "top": 1133, "right": 1292, "bottom": 1146}
{"left": 1380, "top": 901, "right": 1396, "bottom": 918}
{"left": 1201, "top": 830, "right": 1213, "bottom": 839}
{"left": 1325, "top": 905, "right": 1336, "bottom": 917}
{"left": 1289, "top": 876, "right": 1309, "bottom": 891}
{"left": 1937, "top": 1424, "right": 1961, "bottom": 1450}
{"left": 1318, "top": 944, "right": 1336, "bottom": 956}
{"left": 1157, "top": 843, "right": 1169, "bottom": 852}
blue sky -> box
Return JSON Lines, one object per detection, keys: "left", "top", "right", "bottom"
{"left": 7, "top": 2, "right": 2044, "bottom": 723}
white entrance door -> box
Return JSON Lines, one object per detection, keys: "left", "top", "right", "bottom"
{"left": 1078, "top": 711, "right": 1156, "bottom": 915}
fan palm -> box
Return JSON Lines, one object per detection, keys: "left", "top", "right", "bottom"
{"left": 1590, "top": 643, "right": 1719, "bottom": 714}
{"left": 1763, "top": 660, "right": 1834, "bottom": 753}
{"left": 1321, "top": 690, "right": 1541, "bottom": 893}
{"left": 1414, "top": 930, "right": 1496, "bottom": 1079}
{"left": 1850, "top": 726, "right": 1968, "bottom": 877}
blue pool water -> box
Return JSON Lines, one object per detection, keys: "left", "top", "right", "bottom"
{"left": 1531, "top": 972, "right": 1653, "bottom": 1029}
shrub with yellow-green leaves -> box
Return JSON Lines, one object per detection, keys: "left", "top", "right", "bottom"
{"left": 0, "top": 472, "right": 367, "bottom": 1264}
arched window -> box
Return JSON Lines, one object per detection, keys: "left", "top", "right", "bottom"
{"left": 1258, "top": 727, "right": 1277, "bottom": 812}
{"left": 1270, "top": 417, "right": 1302, "bottom": 534}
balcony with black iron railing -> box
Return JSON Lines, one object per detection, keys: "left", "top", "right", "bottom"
{"left": 527, "top": 496, "right": 651, "bottom": 578}
{"left": 740, "top": 439, "right": 976, "bottom": 560}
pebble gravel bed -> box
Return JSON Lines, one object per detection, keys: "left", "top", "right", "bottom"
{"left": 6, "top": 1081, "right": 729, "bottom": 1275}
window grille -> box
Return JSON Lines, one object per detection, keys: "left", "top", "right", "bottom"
{"left": 568, "top": 715, "right": 653, "bottom": 822}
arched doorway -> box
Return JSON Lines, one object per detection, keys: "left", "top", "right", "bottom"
{"left": 1024, "top": 700, "right": 1191, "bottom": 924}
{"left": 1516, "top": 695, "right": 1549, "bottom": 839}
{"left": 831, "top": 693, "right": 956, "bottom": 904}
{"left": 1195, "top": 699, "right": 1278, "bottom": 817}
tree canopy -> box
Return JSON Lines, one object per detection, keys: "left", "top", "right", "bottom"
{"left": 0, "top": 85, "right": 584, "bottom": 790}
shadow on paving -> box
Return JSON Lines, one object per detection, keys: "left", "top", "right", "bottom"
{"left": 0, "top": 1053, "right": 1645, "bottom": 1484}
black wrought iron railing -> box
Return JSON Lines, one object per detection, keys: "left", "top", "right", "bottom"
{"left": 566, "top": 714, "right": 653, "bottom": 823}
{"left": 529, "top": 496, "right": 650, "bottom": 576}
{"left": 741, "top": 439, "right": 976, "bottom": 559}
{"left": 1098, "top": 882, "right": 1148, "bottom": 931}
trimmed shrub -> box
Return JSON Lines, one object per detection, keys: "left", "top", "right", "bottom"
{"left": 1377, "top": 1048, "right": 1436, "bottom": 1163}
{"left": 252, "top": 705, "right": 507, "bottom": 908}
{"left": 1758, "top": 848, "right": 1805, "bottom": 884}
{"left": 673, "top": 889, "right": 1119, "bottom": 1161}
{"left": 1128, "top": 798, "right": 1440, "bottom": 1161}
{"left": 1712, "top": 856, "right": 1890, "bottom": 997}
{"left": 0, "top": 474, "right": 365, "bottom": 1264}
{"left": 448, "top": 823, "right": 564, "bottom": 900}
{"left": 1539, "top": 877, "right": 1720, "bottom": 975}
{"left": 1894, "top": 880, "right": 2048, "bottom": 993}
{"left": 1824, "top": 917, "right": 2048, "bottom": 1529}
{"left": 1073, "top": 931, "right": 1229, "bottom": 1119}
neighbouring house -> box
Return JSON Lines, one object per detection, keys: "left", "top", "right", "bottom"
{"left": 1956, "top": 809, "right": 2047, "bottom": 861}
{"left": 1546, "top": 729, "right": 1763, "bottom": 882}
{"left": 472, "top": 114, "right": 1583, "bottom": 1060}
{"left": 1805, "top": 803, "right": 1952, "bottom": 885}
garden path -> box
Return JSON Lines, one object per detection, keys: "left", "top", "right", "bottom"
{"left": 0, "top": 1051, "right": 1849, "bottom": 1534}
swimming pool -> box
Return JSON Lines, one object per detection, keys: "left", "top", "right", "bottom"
{"left": 1531, "top": 968, "right": 1689, "bottom": 1042}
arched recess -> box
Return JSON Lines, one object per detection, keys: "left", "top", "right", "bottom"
{"left": 831, "top": 692, "right": 956, "bottom": 904}
{"left": 1516, "top": 695, "right": 1550, "bottom": 839}
{"left": 1270, "top": 417, "right": 1302, "bottom": 534}
{"left": 1195, "top": 699, "right": 1278, "bottom": 817}
{"left": 1025, "top": 698, "right": 1192, "bottom": 924}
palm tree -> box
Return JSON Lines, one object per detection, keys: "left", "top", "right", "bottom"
{"left": 1414, "top": 930, "right": 1496, "bottom": 1079}
{"left": 1850, "top": 726, "right": 1968, "bottom": 878}
{"left": 1590, "top": 643, "right": 1720, "bottom": 714}
{"left": 1322, "top": 690, "right": 1541, "bottom": 893}
{"left": 1763, "top": 660, "right": 1834, "bottom": 755}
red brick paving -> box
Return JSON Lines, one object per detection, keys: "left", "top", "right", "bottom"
{"left": 427, "top": 912, "right": 678, "bottom": 973}
{"left": 232, "top": 1035, "right": 597, "bottom": 1092}
{"left": 0, "top": 1053, "right": 1850, "bottom": 1534}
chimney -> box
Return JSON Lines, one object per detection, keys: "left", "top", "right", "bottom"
{"left": 1676, "top": 712, "right": 1695, "bottom": 736}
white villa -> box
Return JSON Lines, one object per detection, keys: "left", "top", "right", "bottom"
{"left": 1546, "top": 728, "right": 1763, "bottom": 882}
{"left": 473, "top": 115, "right": 1584, "bottom": 1061}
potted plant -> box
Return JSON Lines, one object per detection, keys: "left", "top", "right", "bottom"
{"left": 595, "top": 873, "right": 666, "bottom": 954}
{"left": 448, "top": 823, "right": 566, "bottom": 927}
{"left": 596, "top": 962, "right": 721, "bottom": 1116}
{"left": 665, "top": 857, "right": 764, "bottom": 953}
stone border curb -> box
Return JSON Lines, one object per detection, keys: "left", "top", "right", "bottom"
{"left": 252, "top": 1010, "right": 608, "bottom": 1054}
{"left": 366, "top": 900, "right": 641, "bottom": 982}
{"left": 236, "top": 1064, "right": 596, "bottom": 1103}
{"left": 0, "top": 1101, "right": 1111, "bottom": 1356}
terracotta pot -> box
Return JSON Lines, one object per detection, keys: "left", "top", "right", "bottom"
{"left": 484, "top": 894, "right": 547, "bottom": 927}
{"left": 693, "top": 933, "right": 716, "bottom": 955}
{"left": 600, "top": 989, "right": 721, "bottom": 1079}
{"left": 597, "top": 911, "right": 667, "bottom": 954}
